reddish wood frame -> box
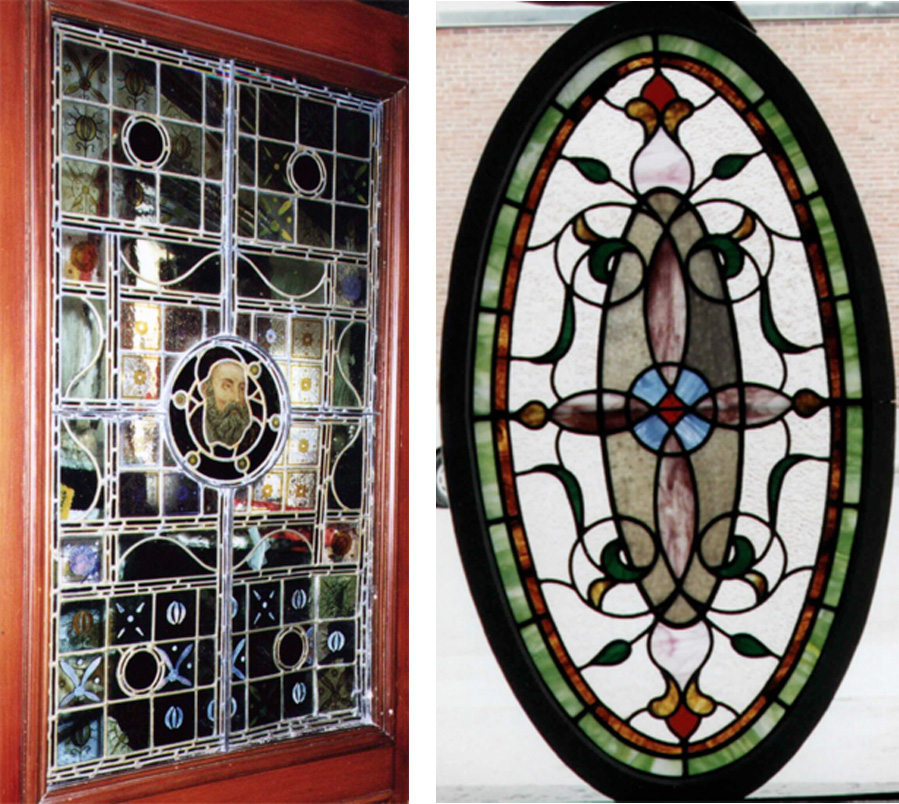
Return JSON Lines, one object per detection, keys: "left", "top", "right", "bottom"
{"left": 0, "top": 2, "right": 408, "bottom": 802}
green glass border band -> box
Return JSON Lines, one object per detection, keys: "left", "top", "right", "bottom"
{"left": 657, "top": 35, "right": 764, "bottom": 103}
{"left": 837, "top": 299, "right": 862, "bottom": 399}
{"left": 481, "top": 204, "right": 518, "bottom": 310}
{"left": 758, "top": 99, "right": 819, "bottom": 196}
{"left": 473, "top": 313, "right": 497, "bottom": 416}
{"left": 687, "top": 703, "right": 786, "bottom": 775}
{"left": 779, "top": 609, "right": 835, "bottom": 707}
{"left": 578, "top": 714, "right": 682, "bottom": 777}
{"left": 810, "top": 196, "right": 849, "bottom": 296}
{"left": 490, "top": 523, "right": 532, "bottom": 623}
{"left": 555, "top": 36, "right": 653, "bottom": 109}
{"left": 844, "top": 405, "right": 863, "bottom": 504}
{"left": 474, "top": 420, "right": 503, "bottom": 520}
{"left": 507, "top": 107, "right": 564, "bottom": 205}
{"left": 824, "top": 507, "right": 859, "bottom": 608}
{"left": 520, "top": 623, "right": 583, "bottom": 718}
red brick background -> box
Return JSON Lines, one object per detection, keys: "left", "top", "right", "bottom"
{"left": 436, "top": 18, "right": 899, "bottom": 391}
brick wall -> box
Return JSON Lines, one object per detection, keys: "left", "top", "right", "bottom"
{"left": 436, "top": 18, "right": 899, "bottom": 391}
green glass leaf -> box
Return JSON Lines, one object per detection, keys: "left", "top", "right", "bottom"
{"left": 591, "top": 639, "right": 631, "bottom": 666}
{"left": 760, "top": 277, "right": 813, "bottom": 353}
{"left": 569, "top": 157, "right": 611, "bottom": 183}
{"left": 731, "top": 632, "right": 774, "bottom": 658}
{"left": 712, "top": 153, "right": 754, "bottom": 180}
{"left": 719, "top": 535, "right": 755, "bottom": 578}
{"left": 600, "top": 539, "right": 643, "bottom": 582}
{"left": 530, "top": 464, "right": 584, "bottom": 532}
{"left": 589, "top": 239, "right": 631, "bottom": 283}
{"left": 532, "top": 289, "right": 574, "bottom": 363}
{"left": 695, "top": 235, "right": 743, "bottom": 279}
{"left": 768, "top": 454, "right": 816, "bottom": 526}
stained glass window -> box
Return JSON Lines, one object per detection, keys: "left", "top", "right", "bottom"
{"left": 442, "top": 5, "right": 893, "bottom": 799}
{"left": 51, "top": 21, "right": 379, "bottom": 785}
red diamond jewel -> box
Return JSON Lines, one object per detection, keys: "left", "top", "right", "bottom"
{"left": 657, "top": 391, "right": 685, "bottom": 425}
{"left": 667, "top": 703, "right": 700, "bottom": 740}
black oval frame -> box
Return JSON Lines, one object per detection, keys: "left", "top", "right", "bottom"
{"left": 440, "top": 3, "right": 895, "bottom": 800}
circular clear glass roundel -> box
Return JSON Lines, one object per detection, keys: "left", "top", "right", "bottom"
{"left": 122, "top": 115, "right": 170, "bottom": 169}
{"left": 164, "top": 336, "right": 290, "bottom": 486}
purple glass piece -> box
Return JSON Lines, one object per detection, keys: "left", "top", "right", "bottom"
{"left": 647, "top": 236, "right": 686, "bottom": 367}
{"left": 657, "top": 449, "right": 695, "bottom": 578}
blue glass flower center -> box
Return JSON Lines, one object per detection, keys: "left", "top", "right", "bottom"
{"left": 631, "top": 367, "right": 711, "bottom": 453}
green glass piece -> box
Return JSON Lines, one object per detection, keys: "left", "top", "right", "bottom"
{"left": 758, "top": 100, "right": 818, "bottom": 195}
{"left": 719, "top": 535, "right": 754, "bottom": 578}
{"left": 507, "top": 107, "right": 564, "bottom": 203}
{"left": 474, "top": 420, "right": 503, "bottom": 521}
{"left": 658, "top": 35, "right": 764, "bottom": 103}
{"left": 590, "top": 239, "right": 632, "bottom": 284}
{"left": 556, "top": 36, "right": 653, "bottom": 108}
{"left": 578, "top": 714, "right": 682, "bottom": 777}
{"left": 759, "top": 277, "right": 810, "bottom": 353}
{"left": 532, "top": 289, "right": 575, "bottom": 363}
{"left": 731, "top": 632, "right": 774, "bottom": 658}
{"left": 687, "top": 704, "right": 786, "bottom": 774}
{"left": 712, "top": 153, "right": 754, "bottom": 180}
{"left": 531, "top": 464, "right": 584, "bottom": 531}
{"left": 844, "top": 406, "right": 863, "bottom": 504}
{"left": 481, "top": 205, "right": 518, "bottom": 309}
{"left": 779, "top": 609, "right": 834, "bottom": 706}
{"left": 590, "top": 639, "right": 631, "bottom": 666}
{"left": 489, "top": 524, "right": 531, "bottom": 624}
{"left": 319, "top": 575, "right": 358, "bottom": 619}
{"left": 570, "top": 157, "right": 611, "bottom": 184}
{"left": 473, "top": 313, "right": 496, "bottom": 417}
{"left": 824, "top": 507, "right": 858, "bottom": 608}
{"left": 600, "top": 539, "right": 642, "bottom": 582}
{"left": 837, "top": 299, "right": 862, "bottom": 398}
{"left": 521, "top": 624, "right": 583, "bottom": 717}
{"left": 767, "top": 454, "right": 817, "bottom": 528}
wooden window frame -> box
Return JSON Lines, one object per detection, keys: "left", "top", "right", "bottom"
{"left": 0, "top": 2, "right": 408, "bottom": 802}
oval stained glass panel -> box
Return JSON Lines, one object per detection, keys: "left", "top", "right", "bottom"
{"left": 441, "top": 4, "right": 894, "bottom": 799}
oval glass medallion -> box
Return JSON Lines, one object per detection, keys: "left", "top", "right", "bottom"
{"left": 441, "top": 3, "right": 894, "bottom": 800}
{"left": 165, "top": 336, "right": 290, "bottom": 485}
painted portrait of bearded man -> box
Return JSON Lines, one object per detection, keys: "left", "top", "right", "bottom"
{"left": 203, "top": 359, "right": 252, "bottom": 447}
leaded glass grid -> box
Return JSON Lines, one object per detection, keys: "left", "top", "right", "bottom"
{"left": 50, "top": 20, "right": 380, "bottom": 785}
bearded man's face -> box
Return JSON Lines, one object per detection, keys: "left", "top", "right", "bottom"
{"left": 203, "top": 361, "right": 250, "bottom": 447}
